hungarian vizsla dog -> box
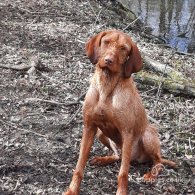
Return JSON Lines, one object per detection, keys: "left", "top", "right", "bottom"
{"left": 64, "top": 30, "right": 176, "bottom": 195}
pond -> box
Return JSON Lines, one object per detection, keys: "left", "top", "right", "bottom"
{"left": 119, "top": 0, "right": 195, "bottom": 53}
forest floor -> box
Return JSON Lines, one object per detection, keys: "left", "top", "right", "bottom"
{"left": 0, "top": 0, "right": 195, "bottom": 194}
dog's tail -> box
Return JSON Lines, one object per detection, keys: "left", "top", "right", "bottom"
{"left": 161, "top": 158, "right": 177, "bottom": 168}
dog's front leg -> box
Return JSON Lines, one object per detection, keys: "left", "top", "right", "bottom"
{"left": 116, "top": 133, "right": 133, "bottom": 195}
{"left": 64, "top": 126, "right": 97, "bottom": 195}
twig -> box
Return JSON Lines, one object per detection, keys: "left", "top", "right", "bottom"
{"left": 143, "top": 32, "right": 166, "bottom": 43}
{"left": 0, "top": 119, "right": 47, "bottom": 138}
{"left": 177, "top": 137, "right": 195, "bottom": 143}
{"left": 13, "top": 179, "right": 21, "bottom": 191}
{"left": 23, "top": 98, "right": 80, "bottom": 106}
{"left": 65, "top": 105, "right": 82, "bottom": 128}
{"left": 189, "top": 137, "right": 192, "bottom": 153}
{"left": 87, "top": 0, "right": 101, "bottom": 24}
{"left": 77, "top": 91, "right": 87, "bottom": 102}
{"left": 0, "top": 119, "right": 71, "bottom": 147}
{"left": 141, "top": 94, "right": 167, "bottom": 103}
{"left": 77, "top": 39, "right": 85, "bottom": 44}
{"left": 20, "top": 7, "right": 41, "bottom": 14}
{"left": 19, "top": 7, "right": 65, "bottom": 17}
{"left": 95, "top": 9, "right": 102, "bottom": 25}
{"left": 152, "top": 65, "right": 167, "bottom": 116}
{"left": 175, "top": 131, "right": 195, "bottom": 136}
{"left": 147, "top": 115, "right": 160, "bottom": 126}
{"left": 152, "top": 51, "right": 175, "bottom": 116}
{"left": 175, "top": 50, "right": 194, "bottom": 56}
{"left": 123, "top": 16, "right": 140, "bottom": 31}
{"left": 126, "top": 24, "right": 166, "bottom": 43}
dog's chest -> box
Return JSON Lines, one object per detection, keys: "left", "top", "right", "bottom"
{"left": 93, "top": 101, "right": 112, "bottom": 122}
{"left": 91, "top": 97, "right": 117, "bottom": 128}
{"left": 92, "top": 87, "right": 128, "bottom": 124}
{"left": 93, "top": 101, "right": 121, "bottom": 143}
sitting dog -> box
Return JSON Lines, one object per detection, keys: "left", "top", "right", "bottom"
{"left": 64, "top": 30, "right": 176, "bottom": 195}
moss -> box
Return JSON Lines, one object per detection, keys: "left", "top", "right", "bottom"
{"left": 136, "top": 71, "right": 195, "bottom": 96}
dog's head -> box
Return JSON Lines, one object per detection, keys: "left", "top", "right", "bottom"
{"left": 86, "top": 30, "right": 143, "bottom": 77}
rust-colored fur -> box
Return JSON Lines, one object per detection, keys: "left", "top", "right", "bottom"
{"left": 64, "top": 30, "right": 176, "bottom": 195}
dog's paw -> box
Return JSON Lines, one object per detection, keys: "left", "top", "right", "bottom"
{"left": 116, "top": 188, "right": 128, "bottom": 195}
{"left": 90, "top": 156, "right": 106, "bottom": 166}
{"left": 90, "top": 155, "right": 118, "bottom": 166}
{"left": 63, "top": 189, "right": 77, "bottom": 195}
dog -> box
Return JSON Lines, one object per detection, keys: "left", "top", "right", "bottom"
{"left": 64, "top": 30, "right": 176, "bottom": 195}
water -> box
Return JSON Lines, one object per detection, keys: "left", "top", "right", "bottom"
{"left": 119, "top": 0, "right": 195, "bottom": 53}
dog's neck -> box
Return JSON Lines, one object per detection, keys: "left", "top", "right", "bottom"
{"left": 93, "top": 67, "right": 122, "bottom": 101}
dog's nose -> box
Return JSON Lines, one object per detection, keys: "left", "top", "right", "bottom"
{"left": 104, "top": 57, "right": 113, "bottom": 65}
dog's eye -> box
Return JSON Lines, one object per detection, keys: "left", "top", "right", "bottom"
{"left": 120, "top": 46, "right": 126, "bottom": 51}
{"left": 104, "top": 40, "right": 110, "bottom": 45}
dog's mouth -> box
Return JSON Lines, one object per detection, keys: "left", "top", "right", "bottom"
{"left": 102, "top": 67, "right": 111, "bottom": 75}
{"left": 98, "top": 60, "right": 119, "bottom": 77}
{"left": 98, "top": 61, "right": 112, "bottom": 72}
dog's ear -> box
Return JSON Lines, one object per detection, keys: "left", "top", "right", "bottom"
{"left": 86, "top": 31, "right": 107, "bottom": 65}
{"left": 123, "top": 43, "right": 143, "bottom": 78}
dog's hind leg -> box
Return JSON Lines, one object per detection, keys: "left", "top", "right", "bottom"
{"left": 90, "top": 129, "right": 120, "bottom": 166}
{"left": 141, "top": 125, "right": 176, "bottom": 182}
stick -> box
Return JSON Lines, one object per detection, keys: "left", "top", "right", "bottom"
{"left": 23, "top": 98, "right": 80, "bottom": 106}
{"left": 65, "top": 105, "right": 82, "bottom": 128}
{"left": 0, "top": 119, "right": 47, "bottom": 138}
{"left": 123, "top": 16, "right": 140, "bottom": 31}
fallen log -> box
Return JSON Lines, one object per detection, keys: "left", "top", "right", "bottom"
{"left": 141, "top": 52, "right": 185, "bottom": 80}
{"left": 0, "top": 57, "right": 49, "bottom": 71}
{"left": 0, "top": 63, "right": 34, "bottom": 71}
{"left": 135, "top": 71, "right": 195, "bottom": 97}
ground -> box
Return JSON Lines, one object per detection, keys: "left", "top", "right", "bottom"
{"left": 0, "top": 0, "right": 195, "bottom": 194}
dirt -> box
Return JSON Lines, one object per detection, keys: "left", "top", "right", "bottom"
{"left": 0, "top": 0, "right": 195, "bottom": 194}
